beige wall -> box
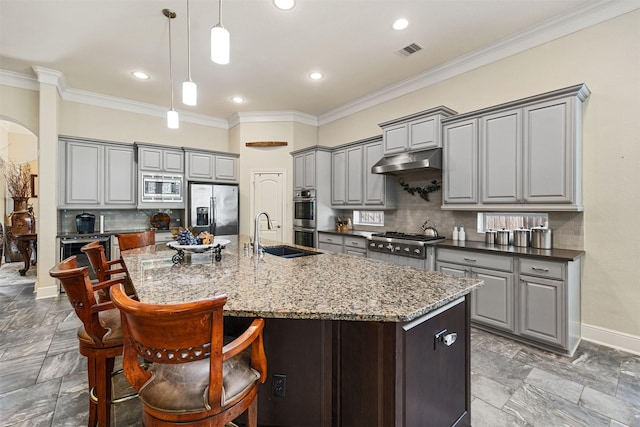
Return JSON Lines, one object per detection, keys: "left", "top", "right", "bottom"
{"left": 0, "top": 86, "right": 39, "bottom": 134}
{"left": 60, "top": 101, "right": 229, "bottom": 151}
{"left": 320, "top": 11, "right": 640, "bottom": 338}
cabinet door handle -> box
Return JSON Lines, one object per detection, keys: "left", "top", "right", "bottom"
{"left": 327, "top": 238, "right": 333, "bottom": 242}
{"left": 531, "top": 267, "right": 549, "bottom": 272}
{"left": 463, "top": 257, "right": 477, "bottom": 262}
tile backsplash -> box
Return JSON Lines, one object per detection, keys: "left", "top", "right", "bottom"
{"left": 341, "top": 169, "right": 584, "bottom": 250}
{"left": 58, "top": 209, "right": 185, "bottom": 234}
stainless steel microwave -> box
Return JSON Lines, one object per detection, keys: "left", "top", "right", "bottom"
{"left": 141, "top": 174, "right": 183, "bottom": 202}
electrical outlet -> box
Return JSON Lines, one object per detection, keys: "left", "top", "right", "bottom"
{"left": 272, "top": 373, "right": 286, "bottom": 398}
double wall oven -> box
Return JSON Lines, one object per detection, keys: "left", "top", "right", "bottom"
{"left": 293, "top": 189, "right": 316, "bottom": 247}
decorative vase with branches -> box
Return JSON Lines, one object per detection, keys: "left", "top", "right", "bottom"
{"left": 0, "top": 158, "right": 32, "bottom": 201}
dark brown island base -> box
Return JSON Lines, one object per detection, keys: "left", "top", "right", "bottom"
{"left": 120, "top": 236, "right": 483, "bottom": 427}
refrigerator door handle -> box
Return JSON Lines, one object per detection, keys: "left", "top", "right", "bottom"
{"left": 210, "top": 197, "right": 216, "bottom": 234}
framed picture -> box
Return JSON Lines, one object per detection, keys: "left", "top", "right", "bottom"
{"left": 30, "top": 174, "right": 38, "bottom": 198}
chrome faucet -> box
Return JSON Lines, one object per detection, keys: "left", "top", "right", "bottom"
{"left": 253, "top": 211, "right": 273, "bottom": 257}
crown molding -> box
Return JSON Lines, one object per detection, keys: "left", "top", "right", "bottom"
{"left": 318, "top": 0, "right": 640, "bottom": 126}
{"left": 0, "top": 69, "right": 39, "bottom": 91}
{"left": 228, "top": 110, "right": 319, "bottom": 128}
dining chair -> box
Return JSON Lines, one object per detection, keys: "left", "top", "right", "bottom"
{"left": 81, "top": 240, "right": 137, "bottom": 300}
{"left": 111, "top": 283, "right": 268, "bottom": 427}
{"left": 115, "top": 229, "right": 156, "bottom": 251}
{"left": 49, "top": 256, "right": 135, "bottom": 427}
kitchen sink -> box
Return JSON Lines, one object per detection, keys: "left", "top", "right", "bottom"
{"left": 263, "top": 245, "right": 320, "bottom": 258}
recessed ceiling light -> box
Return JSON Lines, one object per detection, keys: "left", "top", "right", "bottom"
{"left": 309, "top": 72, "right": 323, "bottom": 80}
{"left": 231, "top": 96, "right": 245, "bottom": 103}
{"left": 132, "top": 71, "right": 150, "bottom": 80}
{"left": 273, "top": 0, "right": 295, "bottom": 10}
{"left": 392, "top": 18, "right": 409, "bottom": 31}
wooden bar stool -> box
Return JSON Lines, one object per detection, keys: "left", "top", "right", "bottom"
{"left": 115, "top": 230, "right": 156, "bottom": 251}
{"left": 111, "top": 284, "right": 267, "bottom": 427}
{"left": 81, "top": 240, "right": 137, "bottom": 300}
{"left": 49, "top": 256, "right": 135, "bottom": 427}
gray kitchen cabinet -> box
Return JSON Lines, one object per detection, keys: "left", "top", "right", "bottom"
{"left": 519, "top": 274, "right": 564, "bottom": 347}
{"left": 331, "top": 136, "right": 397, "bottom": 209}
{"left": 293, "top": 150, "right": 316, "bottom": 190}
{"left": 317, "top": 232, "right": 344, "bottom": 253}
{"left": 523, "top": 98, "right": 575, "bottom": 204}
{"left": 317, "top": 233, "right": 367, "bottom": 257}
{"left": 137, "top": 144, "right": 184, "bottom": 174}
{"left": 442, "top": 84, "right": 590, "bottom": 211}
{"left": 58, "top": 137, "right": 136, "bottom": 209}
{"left": 480, "top": 110, "right": 522, "bottom": 204}
{"left": 442, "top": 119, "right": 479, "bottom": 204}
{"left": 379, "top": 106, "right": 457, "bottom": 156}
{"left": 436, "top": 246, "right": 582, "bottom": 355}
{"left": 185, "top": 149, "right": 238, "bottom": 182}
{"left": 346, "top": 145, "right": 363, "bottom": 204}
{"left": 436, "top": 249, "right": 515, "bottom": 333}
{"left": 331, "top": 150, "right": 346, "bottom": 205}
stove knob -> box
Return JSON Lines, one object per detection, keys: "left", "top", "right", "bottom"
{"left": 395, "top": 246, "right": 401, "bottom": 252}
{"left": 378, "top": 244, "right": 384, "bottom": 249}
{"left": 404, "top": 247, "right": 410, "bottom": 252}
{"left": 369, "top": 242, "right": 376, "bottom": 248}
{"left": 386, "top": 243, "right": 394, "bottom": 251}
{"left": 414, "top": 248, "right": 421, "bottom": 254}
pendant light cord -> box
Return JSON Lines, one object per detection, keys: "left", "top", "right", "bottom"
{"left": 218, "top": 0, "right": 223, "bottom": 26}
{"left": 186, "top": 0, "right": 192, "bottom": 81}
{"left": 168, "top": 11, "right": 175, "bottom": 109}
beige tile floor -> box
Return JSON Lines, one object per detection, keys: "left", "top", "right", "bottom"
{"left": 1, "top": 261, "right": 639, "bottom": 426}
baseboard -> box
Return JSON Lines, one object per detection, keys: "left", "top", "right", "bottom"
{"left": 582, "top": 323, "right": 640, "bottom": 356}
{"left": 36, "top": 283, "right": 59, "bottom": 299}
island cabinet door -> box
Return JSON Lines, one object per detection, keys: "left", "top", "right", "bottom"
{"left": 401, "top": 297, "right": 470, "bottom": 427}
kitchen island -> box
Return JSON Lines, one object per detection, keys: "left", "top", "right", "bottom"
{"left": 120, "top": 236, "right": 483, "bottom": 427}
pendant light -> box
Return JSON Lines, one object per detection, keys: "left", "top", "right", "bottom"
{"left": 163, "top": 9, "right": 179, "bottom": 129}
{"left": 211, "top": 0, "right": 230, "bottom": 65}
{"left": 182, "top": 0, "right": 197, "bottom": 105}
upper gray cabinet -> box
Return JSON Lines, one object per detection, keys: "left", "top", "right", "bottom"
{"left": 331, "top": 136, "right": 397, "bottom": 209}
{"left": 185, "top": 149, "right": 238, "bottom": 182}
{"left": 137, "top": 144, "right": 184, "bottom": 174}
{"left": 379, "top": 106, "right": 457, "bottom": 156}
{"left": 293, "top": 150, "right": 317, "bottom": 190}
{"left": 58, "top": 136, "right": 136, "bottom": 209}
{"left": 442, "top": 84, "right": 590, "bottom": 211}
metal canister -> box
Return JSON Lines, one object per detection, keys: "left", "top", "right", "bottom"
{"left": 485, "top": 230, "right": 497, "bottom": 245}
{"left": 495, "top": 229, "right": 511, "bottom": 246}
{"left": 513, "top": 228, "right": 530, "bottom": 247}
{"left": 531, "top": 228, "right": 552, "bottom": 249}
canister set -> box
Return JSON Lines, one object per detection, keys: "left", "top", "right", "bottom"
{"left": 485, "top": 227, "right": 552, "bottom": 249}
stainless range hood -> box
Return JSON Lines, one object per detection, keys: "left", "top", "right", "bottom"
{"left": 371, "top": 148, "right": 442, "bottom": 175}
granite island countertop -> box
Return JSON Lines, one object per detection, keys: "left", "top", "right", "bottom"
{"left": 120, "top": 235, "right": 482, "bottom": 323}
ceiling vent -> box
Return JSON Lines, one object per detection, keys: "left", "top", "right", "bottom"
{"left": 396, "top": 42, "right": 423, "bottom": 57}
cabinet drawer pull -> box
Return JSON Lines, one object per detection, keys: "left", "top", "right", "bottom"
{"left": 463, "top": 257, "right": 477, "bottom": 262}
{"left": 327, "top": 238, "right": 333, "bottom": 242}
{"left": 531, "top": 267, "right": 549, "bottom": 272}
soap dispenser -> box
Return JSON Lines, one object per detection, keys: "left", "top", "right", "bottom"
{"left": 452, "top": 226, "right": 459, "bottom": 241}
{"left": 459, "top": 227, "right": 466, "bottom": 242}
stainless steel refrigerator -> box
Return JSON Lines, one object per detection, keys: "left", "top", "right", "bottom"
{"left": 189, "top": 183, "right": 239, "bottom": 236}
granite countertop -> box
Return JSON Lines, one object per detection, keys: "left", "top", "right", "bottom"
{"left": 120, "top": 235, "right": 482, "bottom": 323}
{"left": 437, "top": 239, "right": 584, "bottom": 262}
{"left": 317, "top": 229, "right": 374, "bottom": 238}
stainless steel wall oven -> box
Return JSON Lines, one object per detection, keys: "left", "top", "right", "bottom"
{"left": 293, "top": 189, "right": 316, "bottom": 229}
{"left": 293, "top": 227, "right": 315, "bottom": 248}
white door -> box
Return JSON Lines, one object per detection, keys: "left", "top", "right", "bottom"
{"left": 252, "top": 171, "right": 285, "bottom": 242}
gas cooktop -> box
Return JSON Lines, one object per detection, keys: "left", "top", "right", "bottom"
{"left": 369, "top": 232, "right": 445, "bottom": 242}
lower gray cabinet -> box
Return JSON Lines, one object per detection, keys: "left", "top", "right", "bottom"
{"left": 436, "top": 260, "right": 515, "bottom": 333}
{"left": 519, "top": 275, "right": 563, "bottom": 346}
{"left": 317, "top": 232, "right": 344, "bottom": 253}
{"left": 318, "top": 233, "right": 367, "bottom": 257}
{"left": 436, "top": 247, "right": 582, "bottom": 355}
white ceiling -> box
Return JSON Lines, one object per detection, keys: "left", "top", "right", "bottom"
{"left": 0, "top": 0, "right": 633, "bottom": 123}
